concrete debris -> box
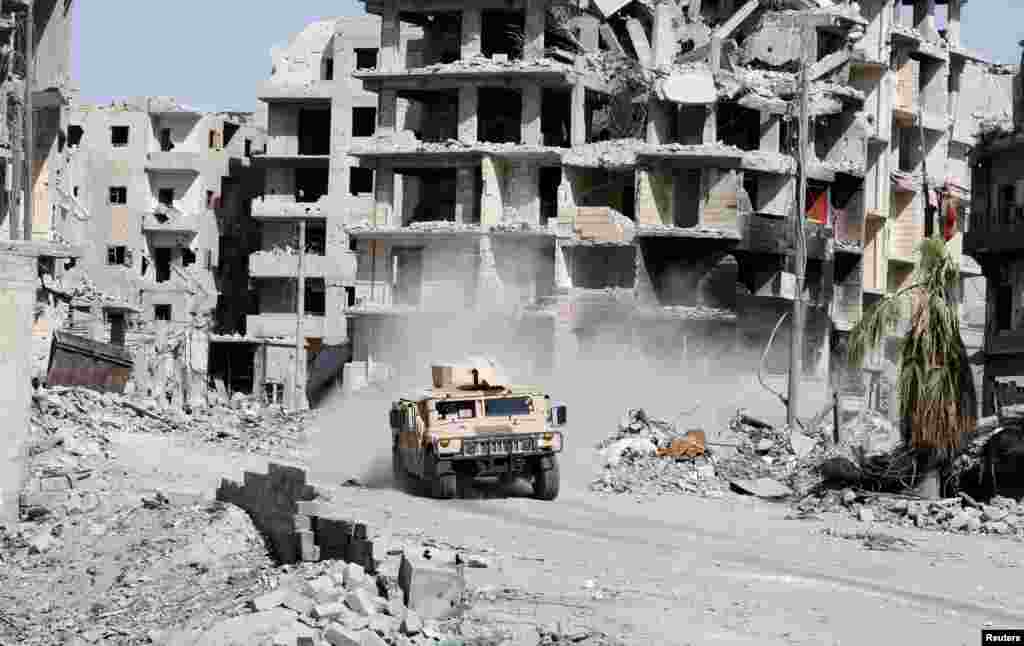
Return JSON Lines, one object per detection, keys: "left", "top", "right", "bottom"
{"left": 29, "top": 386, "right": 308, "bottom": 492}
{"left": 351, "top": 133, "right": 560, "bottom": 157}
{"left": 793, "top": 492, "right": 1024, "bottom": 539}
{"left": 593, "top": 409, "right": 830, "bottom": 498}
{"left": 396, "top": 55, "right": 573, "bottom": 76}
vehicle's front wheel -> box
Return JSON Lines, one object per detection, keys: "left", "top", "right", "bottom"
{"left": 392, "top": 447, "right": 406, "bottom": 491}
{"left": 532, "top": 455, "right": 560, "bottom": 501}
{"left": 431, "top": 473, "right": 458, "bottom": 499}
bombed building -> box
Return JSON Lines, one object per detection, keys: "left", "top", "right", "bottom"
{"left": 966, "top": 44, "right": 1024, "bottom": 416}
{"left": 35, "top": 97, "right": 267, "bottom": 408}
{"left": 229, "top": 1, "right": 1013, "bottom": 415}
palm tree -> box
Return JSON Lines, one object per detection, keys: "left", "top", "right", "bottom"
{"left": 847, "top": 235, "right": 977, "bottom": 498}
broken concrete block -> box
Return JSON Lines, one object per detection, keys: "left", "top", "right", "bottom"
{"left": 344, "top": 562, "right": 369, "bottom": 589}
{"left": 39, "top": 475, "right": 73, "bottom": 492}
{"left": 401, "top": 610, "right": 423, "bottom": 636}
{"left": 305, "top": 576, "right": 343, "bottom": 603}
{"left": 368, "top": 614, "right": 396, "bottom": 636}
{"left": 346, "top": 538, "right": 374, "bottom": 572}
{"left": 324, "top": 624, "right": 363, "bottom": 646}
{"left": 316, "top": 517, "right": 353, "bottom": 560}
{"left": 283, "top": 591, "right": 315, "bottom": 616}
{"left": 313, "top": 601, "right": 349, "bottom": 620}
{"left": 398, "top": 554, "right": 466, "bottom": 620}
{"left": 361, "top": 630, "right": 387, "bottom": 646}
{"left": 297, "top": 530, "right": 318, "bottom": 562}
{"left": 251, "top": 587, "right": 291, "bottom": 612}
{"left": 345, "top": 588, "right": 377, "bottom": 616}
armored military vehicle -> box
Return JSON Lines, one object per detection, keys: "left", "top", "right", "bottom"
{"left": 390, "top": 362, "right": 567, "bottom": 500}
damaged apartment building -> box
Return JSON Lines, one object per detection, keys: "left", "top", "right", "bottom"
{"left": 249, "top": 0, "right": 1009, "bottom": 413}
{"left": 966, "top": 44, "right": 1024, "bottom": 416}
{"left": 36, "top": 97, "right": 266, "bottom": 407}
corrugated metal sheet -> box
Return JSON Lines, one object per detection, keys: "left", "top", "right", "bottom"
{"left": 47, "top": 331, "right": 134, "bottom": 393}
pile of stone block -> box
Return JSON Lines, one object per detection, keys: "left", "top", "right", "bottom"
{"left": 216, "top": 463, "right": 375, "bottom": 570}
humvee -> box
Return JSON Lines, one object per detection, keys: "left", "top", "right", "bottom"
{"left": 389, "top": 365, "right": 567, "bottom": 500}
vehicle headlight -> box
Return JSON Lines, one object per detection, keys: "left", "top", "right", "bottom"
{"left": 540, "top": 432, "right": 562, "bottom": 451}
{"left": 435, "top": 438, "right": 462, "bottom": 455}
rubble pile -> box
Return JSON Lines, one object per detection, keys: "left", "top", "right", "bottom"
{"left": 792, "top": 490, "right": 1024, "bottom": 539}
{"left": 590, "top": 409, "right": 723, "bottom": 497}
{"left": 591, "top": 409, "right": 827, "bottom": 498}
{"left": 0, "top": 500, "right": 276, "bottom": 646}
{"left": 402, "top": 54, "right": 572, "bottom": 75}
{"left": 32, "top": 385, "right": 309, "bottom": 458}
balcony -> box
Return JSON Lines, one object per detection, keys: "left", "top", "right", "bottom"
{"left": 245, "top": 313, "right": 327, "bottom": 339}
{"left": 248, "top": 251, "right": 355, "bottom": 280}
{"left": 251, "top": 197, "right": 327, "bottom": 220}
{"left": 141, "top": 207, "right": 199, "bottom": 238}
{"left": 145, "top": 151, "right": 201, "bottom": 174}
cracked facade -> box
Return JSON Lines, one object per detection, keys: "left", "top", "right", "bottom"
{"left": 37, "top": 97, "right": 266, "bottom": 407}
{"left": 966, "top": 44, "right": 1024, "bottom": 416}
{"left": 245, "top": 0, "right": 996, "bottom": 416}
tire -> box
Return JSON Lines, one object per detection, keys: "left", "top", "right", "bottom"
{"left": 432, "top": 473, "right": 458, "bottom": 499}
{"left": 392, "top": 447, "right": 407, "bottom": 491}
{"left": 532, "top": 455, "right": 560, "bottom": 501}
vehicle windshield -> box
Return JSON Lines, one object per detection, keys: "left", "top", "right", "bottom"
{"left": 484, "top": 397, "right": 532, "bottom": 417}
{"left": 435, "top": 399, "right": 476, "bottom": 419}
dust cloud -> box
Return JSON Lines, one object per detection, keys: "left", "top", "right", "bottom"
{"left": 306, "top": 242, "right": 826, "bottom": 494}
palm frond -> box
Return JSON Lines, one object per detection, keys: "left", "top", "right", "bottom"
{"left": 847, "top": 233, "right": 976, "bottom": 452}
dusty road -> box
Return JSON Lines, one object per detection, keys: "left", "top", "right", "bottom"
{"left": 299, "top": 387, "right": 1024, "bottom": 646}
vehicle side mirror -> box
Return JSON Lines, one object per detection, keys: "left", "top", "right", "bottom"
{"left": 551, "top": 404, "right": 567, "bottom": 426}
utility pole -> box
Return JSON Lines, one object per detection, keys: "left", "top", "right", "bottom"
{"left": 292, "top": 219, "right": 306, "bottom": 410}
{"left": 788, "top": 37, "right": 811, "bottom": 427}
{"left": 22, "top": 0, "right": 32, "bottom": 242}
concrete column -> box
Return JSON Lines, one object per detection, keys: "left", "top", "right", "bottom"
{"left": 636, "top": 169, "right": 672, "bottom": 226}
{"left": 374, "top": 167, "right": 396, "bottom": 226}
{"left": 651, "top": 1, "right": 675, "bottom": 67}
{"left": 521, "top": 85, "right": 542, "bottom": 146}
{"left": 324, "top": 284, "right": 348, "bottom": 345}
{"left": 523, "top": 0, "right": 545, "bottom": 61}
{"left": 554, "top": 241, "right": 572, "bottom": 292}
{"left": 557, "top": 168, "right": 577, "bottom": 229}
{"left": 946, "top": 0, "right": 961, "bottom": 46}
{"left": 570, "top": 83, "right": 586, "bottom": 146}
{"left": 378, "top": 90, "right": 398, "bottom": 135}
{"left": 646, "top": 101, "right": 672, "bottom": 145}
{"left": 458, "top": 86, "right": 478, "bottom": 143}
{"left": 703, "top": 105, "right": 717, "bottom": 143}
{"left": 379, "top": 2, "right": 401, "bottom": 72}
{"left": 759, "top": 113, "right": 781, "bottom": 153}
{"left": 481, "top": 156, "right": 503, "bottom": 227}
{"left": 454, "top": 167, "right": 476, "bottom": 224}
{"left": 461, "top": 8, "right": 482, "bottom": 59}
{"left": 0, "top": 242, "right": 66, "bottom": 523}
